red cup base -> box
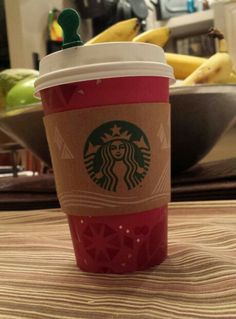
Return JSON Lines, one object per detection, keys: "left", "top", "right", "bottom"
{"left": 67, "top": 206, "right": 167, "bottom": 273}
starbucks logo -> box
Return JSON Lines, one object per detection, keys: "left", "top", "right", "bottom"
{"left": 84, "top": 121, "right": 151, "bottom": 192}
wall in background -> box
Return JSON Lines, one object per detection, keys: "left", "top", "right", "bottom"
{"left": 5, "top": 0, "right": 157, "bottom": 69}
{"left": 4, "top": 0, "right": 92, "bottom": 69}
{"left": 0, "top": 0, "right": 10, "bottom": 70}
{"left": 214, "top": 1, "right": 236, "bottom": 68}
{"left": 5, "top": 0, "right": 63, "bottom": 68}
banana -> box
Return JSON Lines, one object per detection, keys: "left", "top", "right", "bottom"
{"left": 165, "top": 53, "right": 206, "bottom": 80}
{"left": 85, "top": 18, "right": 141, "bottom": 45}
{"left": 132, "top": 26, "right": 170, "bottom": 47}
{"left": 181, "top": 28, "right": 232, "bottom": 86}
{"left": 226, "top": 70, "right": 236, "bottom": 83}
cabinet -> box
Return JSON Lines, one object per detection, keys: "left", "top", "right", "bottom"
{"left": 155, "top": 9, "right": 214, "bottom": 37}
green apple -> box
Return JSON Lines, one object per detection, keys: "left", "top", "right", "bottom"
{"left": 6, "top": 75, "right": 39, "bottom": 110}
{"left": 0, "top": 69, "right": 39, "bottom": 95}
{"left": 0, "top": 68, "right": 39, "bottom": 109}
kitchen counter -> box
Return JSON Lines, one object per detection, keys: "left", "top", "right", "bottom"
{"left": 0, "top": 201, "right": 236, "bottom": 318}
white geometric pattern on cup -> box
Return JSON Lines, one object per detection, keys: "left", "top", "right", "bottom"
{"left": 58, "top": 190, "right": 168, "bottom": 210}
{"left": 151, "top": 161, "right": 169, "bottom": 195}
{"left": 157, "top": 123, "right": 169, "bottom": 149}
{"left": 54, "top": 127, "right": 74, "bottom": 160}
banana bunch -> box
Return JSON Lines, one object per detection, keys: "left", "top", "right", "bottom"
{"left": 85, "top": 20, "right": 235, "bottom": 85}
{"left": 86, "top": 19, "right": 171, "bottom": 47}
{"left": 85, "top": 18, "right": 140, "bottom": 45}
{"left": 165, "top": 52, "right": 236, "bottom": 84}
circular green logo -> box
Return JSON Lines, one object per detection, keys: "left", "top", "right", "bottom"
{"left": 84, "top": 121, "right": 151, "bottom": 192}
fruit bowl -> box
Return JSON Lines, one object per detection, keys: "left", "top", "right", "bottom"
{"left": 170, "top": 84, "right": 236, "bottom": 174}
{"left": 0, "top": 103, "right": 51, "bottom": 166}
{"left": 0, "top": 84, "right": 235, "bottom": 174}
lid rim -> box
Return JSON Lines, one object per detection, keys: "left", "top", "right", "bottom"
{"left": 39, "top": 42, "right": 168, "bottom": 76}
{"left": 35, "top": 61, "right": 174, "bottom": 95}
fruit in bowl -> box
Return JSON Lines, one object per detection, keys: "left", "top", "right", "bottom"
{"left": 6, "top": 75, "right": 39, "bottom": 111}
{"left": 0, "top": 68, "right": 39, "bottom": 110}
{"left": 0, "top": 68, "right": 50, "bottom": 165}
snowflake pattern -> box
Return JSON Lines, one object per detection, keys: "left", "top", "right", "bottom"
{"left": 82, "top": 223, "right": 121, "bottom": 263}
{"left": 68, "top": 207, "right": 167, "bottom": 273}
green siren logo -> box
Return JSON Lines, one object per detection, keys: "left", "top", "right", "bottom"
{"left": 84, "top": 120, "right": 151, "bottom": 192}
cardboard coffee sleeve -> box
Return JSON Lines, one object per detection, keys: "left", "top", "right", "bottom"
{"left": 44, "top": 102, "right": 170, "bottom": 216}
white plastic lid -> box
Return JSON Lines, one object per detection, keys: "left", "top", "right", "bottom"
{"left": 35, "top": 42, "right": 175, "bottom": 95}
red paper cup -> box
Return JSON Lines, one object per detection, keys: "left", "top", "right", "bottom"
{"left": 35, "top": 42, "right": 175, "bottom": 273}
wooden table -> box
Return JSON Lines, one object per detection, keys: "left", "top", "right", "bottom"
{"left": 1, "top": 201, "right": 236, "bottom": 319}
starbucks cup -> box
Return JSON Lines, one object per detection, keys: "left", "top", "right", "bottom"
{"left": 35, "top": 39, "right": 174, "bottom": 273}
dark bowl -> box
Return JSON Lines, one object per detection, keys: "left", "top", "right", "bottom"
{"left": 0, "top": 104, "right": 51, "bottom": 166}
{"left": 0, "top": 84, "right": 235, "bottom": 173}
{"left": 170, "top": 84, "right": 236, "bottom": 174}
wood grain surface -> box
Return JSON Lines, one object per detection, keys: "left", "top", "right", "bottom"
{"left": 0, "top": 201, "right": 236, "bottom": 319}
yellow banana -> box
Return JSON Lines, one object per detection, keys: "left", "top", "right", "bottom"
{"left": 226, "top": 70, "right": 236, "bottom": 83}
{"left": 165, "top": 53, "right": 206, "bottom": 80}
{"left": 165, "top": 53, "right": 236, "bottom": 82}
{"left": 86, "top": 18, "right": 140, "bottom": 45}
{"left": 181, "top": 28, "right": 232, "bottom": 86}
{"left": 132, "top": 27, "right": 170, "bottom": 47}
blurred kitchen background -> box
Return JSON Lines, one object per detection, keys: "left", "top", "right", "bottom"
{"left": 0, "top": 0, "right": 235, "bottom": 208}
{"left": 3, "top": 0, "right": 236, "bottom": 68}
